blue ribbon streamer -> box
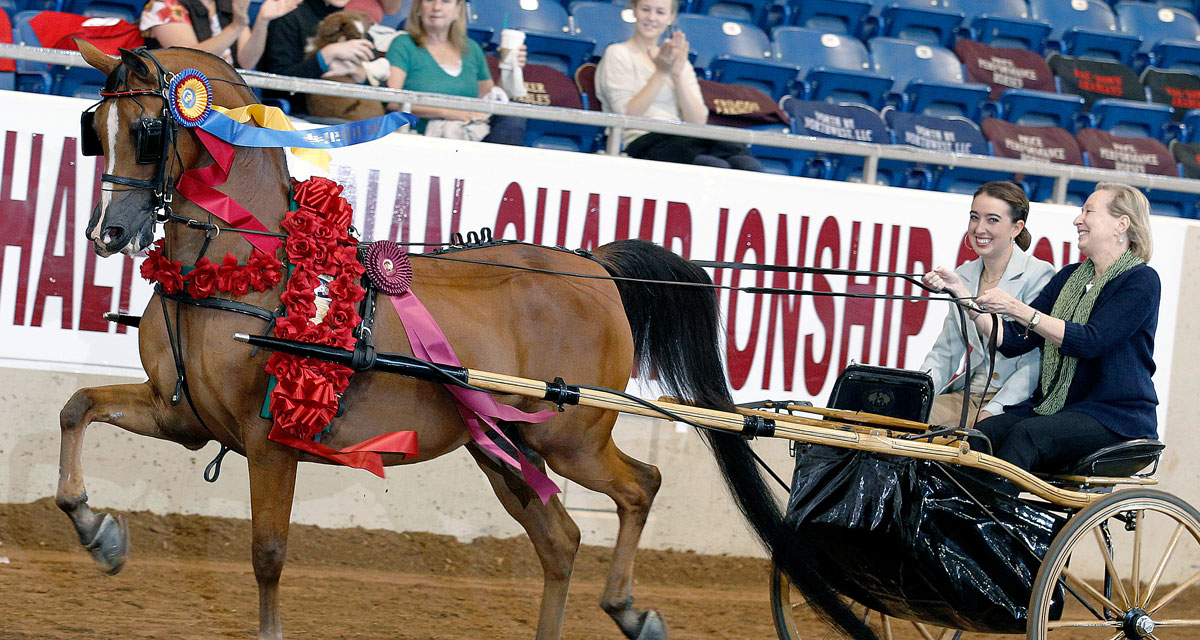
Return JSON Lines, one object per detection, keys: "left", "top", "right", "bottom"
{"left": 198, "top": 111, "right": 418, "bottom": 149}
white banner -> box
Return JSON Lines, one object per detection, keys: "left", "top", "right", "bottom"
{"left": 0, "top": 90, "right": 1186, "bottom": 431}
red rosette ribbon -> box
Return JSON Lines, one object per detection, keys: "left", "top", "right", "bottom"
{"left": 269, "top": 362, "right": 341, "bottom": 440}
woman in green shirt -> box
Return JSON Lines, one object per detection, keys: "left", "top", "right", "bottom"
{"left": 385, "top": 0, "right": 524, "bottom": 143}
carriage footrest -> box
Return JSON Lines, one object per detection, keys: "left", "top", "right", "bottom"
{"left": 104, "top": 312, "right": 141, "bottom": 328}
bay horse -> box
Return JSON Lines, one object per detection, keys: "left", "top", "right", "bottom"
{"left": 60, "top": 42, "right": 874, "bottom": 640}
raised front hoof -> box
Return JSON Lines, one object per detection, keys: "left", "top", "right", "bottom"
{"left": 633, "top": 610, "right": 667, "bottom": 640}
{"left": 84, "top": 513, "right": 129, "bottom": 575}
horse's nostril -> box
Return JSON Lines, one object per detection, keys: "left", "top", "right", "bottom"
{"left": 102, "top": 225, "right": 125, "bottom": 245}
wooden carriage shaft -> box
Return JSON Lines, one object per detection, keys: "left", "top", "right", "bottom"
{"left": 233, "top": 333, "right": 1101, "bottom": 509}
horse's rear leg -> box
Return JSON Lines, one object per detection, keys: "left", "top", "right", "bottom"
{"left": 57, "top": 382, "right": 186, "bottom": 574}
{"left": 540, "top": 428, "right": 666, "bottom": 639}
{"left": 465, "top": 441, "right": 580, "bottom": 640}
{"left": 245, "top": 435, "right": 299, "bottom": 640}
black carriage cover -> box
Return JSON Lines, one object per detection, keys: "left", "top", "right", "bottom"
{"left": 784, "top": 445, "right": 1066, "bottom": 633}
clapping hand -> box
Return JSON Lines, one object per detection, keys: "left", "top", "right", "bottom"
{"left": 256, "top": 0, "right": 302, "bottom": 23}
{"left": 668, "top": 30, "right": 690, "bottom": 77}
{"left": 232, "top": 0, "right": 251, "bottom": 26}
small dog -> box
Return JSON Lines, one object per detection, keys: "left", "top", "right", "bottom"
{"left": 304, "top": 10, "right": 386, "bottom": 121}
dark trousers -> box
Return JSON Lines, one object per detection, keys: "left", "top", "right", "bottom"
{"left": 972, "top": 411, "right": 1126, "bottom": 472}
{"left": 483, "top": 115, "right": 526, "bottom": 146}
{"left": 625, "top": 133, "right": 764, "bottom": 171}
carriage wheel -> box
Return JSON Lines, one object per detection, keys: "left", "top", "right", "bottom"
{"left": 1028, "top": 488, "right": 1200, "bottom": 639}
{"left": 770, "top": 566, "right": 965, "bottom": 640}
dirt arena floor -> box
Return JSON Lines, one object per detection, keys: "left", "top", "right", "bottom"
{"left": 0, "top": 498, "right": 1193, "bottom": 639}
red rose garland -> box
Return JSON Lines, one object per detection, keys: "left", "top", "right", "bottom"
{"left": 264, "top": 177, "right": 366, "bottom": 440}
{"left": 138, "top": 176, "right": 365, "bottom": 442}
{"left": 140, "top": 240, "right": 283, "bottom": 297}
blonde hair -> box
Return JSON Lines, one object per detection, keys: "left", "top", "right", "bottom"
{"left": 627, "top": 0, "right": 679, "bottom": 15}
{"left": 1095, "top": 182, "right": 1154, "bottom": 262}
{"left": 408, "top": 0, "right": 469, "bottom": 52}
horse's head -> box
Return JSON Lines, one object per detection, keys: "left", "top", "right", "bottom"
{"left": 77, "top": 41, "right": 257, "bottom": 257}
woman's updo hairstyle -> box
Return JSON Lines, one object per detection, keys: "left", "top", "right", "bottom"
{"left": 974, "top": 181, "right": 1032, "bottom": 251}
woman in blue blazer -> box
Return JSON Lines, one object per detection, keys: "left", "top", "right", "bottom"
{"left": 921, "top": 182, "right": 1056, "bottom": 427}
{"left": 927, "top": 183, "right": 1160, "bottom": 472}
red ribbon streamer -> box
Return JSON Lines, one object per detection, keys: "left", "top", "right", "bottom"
{"left": 175, "top": 129, "right": 283, "bottom": 256}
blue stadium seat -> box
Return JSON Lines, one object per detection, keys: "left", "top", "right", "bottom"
{"left": 64, "top": 0, "right": 141, "bottom": 23}
{"left": 1115, "top": 2, "right": 1200, "bottom": 53}
{"left": 772, "top": 27, "right": 893, "bottom": 107}
{"left": 469, "top": 0, "right": 596, "bottom": 75}
{"left": 1148, "top": 39, "right": 1200, "bottom": 73}
{"left": 674, "top": 14, "right": 801, "bottom": 99}
{"left": 1085, "top": 98, "right": 1173, "bottom": 139}
{"left": 786, "top": 0, "right": 871, "bottom": 35}
{"left": 11, "top": 10, "right": 51, "bottom": 93}
{"left": 778, "top": 97, "right": 924, "bottom": 185}
{"left": 886, "top": 109, "right": 1009, "bottom": 191}
{"left": 0, "top": 0, "right": 21, "bottom": 16}
{"left": 747, "top": 124, "right": 834, "bottom": 176}
{"left": 695, "top": 0, "right": 772, "bottom": 26}
{"left": 873, "top": 0, "right": 964, "bottom": 47}
{"left": 571, "top": 2, "right": 635, "bottom": 58}
{"left": 949, "top": 0, "right": 1052, "bottom": 51}
{"left": 1027, "top": 0, "right": 1140, "bottom": 65}
{"left": 55, "top": 65, "right": 105, "bottom": 99}
{"left": 997, "top": 89, "right": 1086, "bottom": 129}
{"left": 869, "top": 37, "right": 991, "bottom": 119}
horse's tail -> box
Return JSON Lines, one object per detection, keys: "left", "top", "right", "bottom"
{"left": 591, "top": 239, "right": 877, "bottom": 640}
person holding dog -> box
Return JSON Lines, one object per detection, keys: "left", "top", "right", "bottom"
{"left": 258, "top": 0, "right": 378, "bottom": 115}
{"left": 141, "top": 0, "right": 302, "bottom": 69}
{"left": 384, "top": 0, "right": 526, "bottom": 144}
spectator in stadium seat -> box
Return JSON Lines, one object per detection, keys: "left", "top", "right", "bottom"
{"left": 926, "top": 183, "right": 1160, "bottom": 474}
{"left": 141, "top": 0, "right": 302, "bottom": 70}
{"left": 920, "top": 181, "right": 1055, "bottom": 428}
{"left": 258, "top": 0, "right": 378, "bottom": 115}
{"left": 594, "top": 0, "right": 762, "bottom": 170}
{"left": 383, "top": 0, "right": 527, "bottom": 145}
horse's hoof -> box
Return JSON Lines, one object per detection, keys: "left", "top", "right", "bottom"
{"left": 635, "top": 610, "right": 668, "bottom": 640}
{"left": 85, "top": 513, "right": 129, "bottom": 575}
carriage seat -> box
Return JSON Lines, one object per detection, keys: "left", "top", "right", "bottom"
{"left": 1056, "top": 439, "right": 1165, "bottom": 478}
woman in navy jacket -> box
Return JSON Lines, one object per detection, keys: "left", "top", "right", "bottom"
{"left": 924, "top": 182, "right": 1159, "bottom": 472}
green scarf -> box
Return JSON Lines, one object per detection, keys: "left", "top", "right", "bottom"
{"left": 1034, "top": 250, "right": 1144, "bottom": 415}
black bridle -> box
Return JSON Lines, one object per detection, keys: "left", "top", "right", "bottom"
{"left": 80, "top": 47, "right": 182, "bottom": 222}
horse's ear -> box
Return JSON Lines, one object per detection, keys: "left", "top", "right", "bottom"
{"left": 76, "top": 39, "right": 119, "bottom": 75}
{"left": 118, "top": 47, "right": 152, "bottom": 80}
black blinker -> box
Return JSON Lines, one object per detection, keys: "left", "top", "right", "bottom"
{"left": 80, "top": 111, "right": 103, "bottom": 157}
{"left": 132, "top": 118, "right": 165, "bottom": 165}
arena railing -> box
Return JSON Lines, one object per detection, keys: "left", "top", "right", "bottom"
{"left": 3, "top": 42, "right": 1198, "bottom": 205}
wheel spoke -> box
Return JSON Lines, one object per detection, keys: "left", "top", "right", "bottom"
{"left": 1133, "top": 509, "right": 1143, "bottom": 607}
{"left": 913, "top": 623, "right": 937, "bottom": 640}
{"left": 1093, "top": 526, "right": 1132, "bottom": 608}
{"left": 1064, "top": 567, "right": 1126, "bottom": 614}
{"left": 1046, "top": 619, "right": 1122, "bottom": 629}
{"left": 1148, "top": 567, "right": 1200, "bottom": 614}
{"left": 1152, "top": 618, "right": 1200, "bottom": 626}
{"left": 1141, "top": 523, "right": 1184, "bottom": 608}
{"left": 882, "top": 615, "right": 894, "bottom": 640}
{"left": 1106, "top": 631, "right": 1123, "bottom": 640}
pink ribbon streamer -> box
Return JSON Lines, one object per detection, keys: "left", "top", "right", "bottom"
{"left": 388, "top": 290, "right": 562, "bottom": 503}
